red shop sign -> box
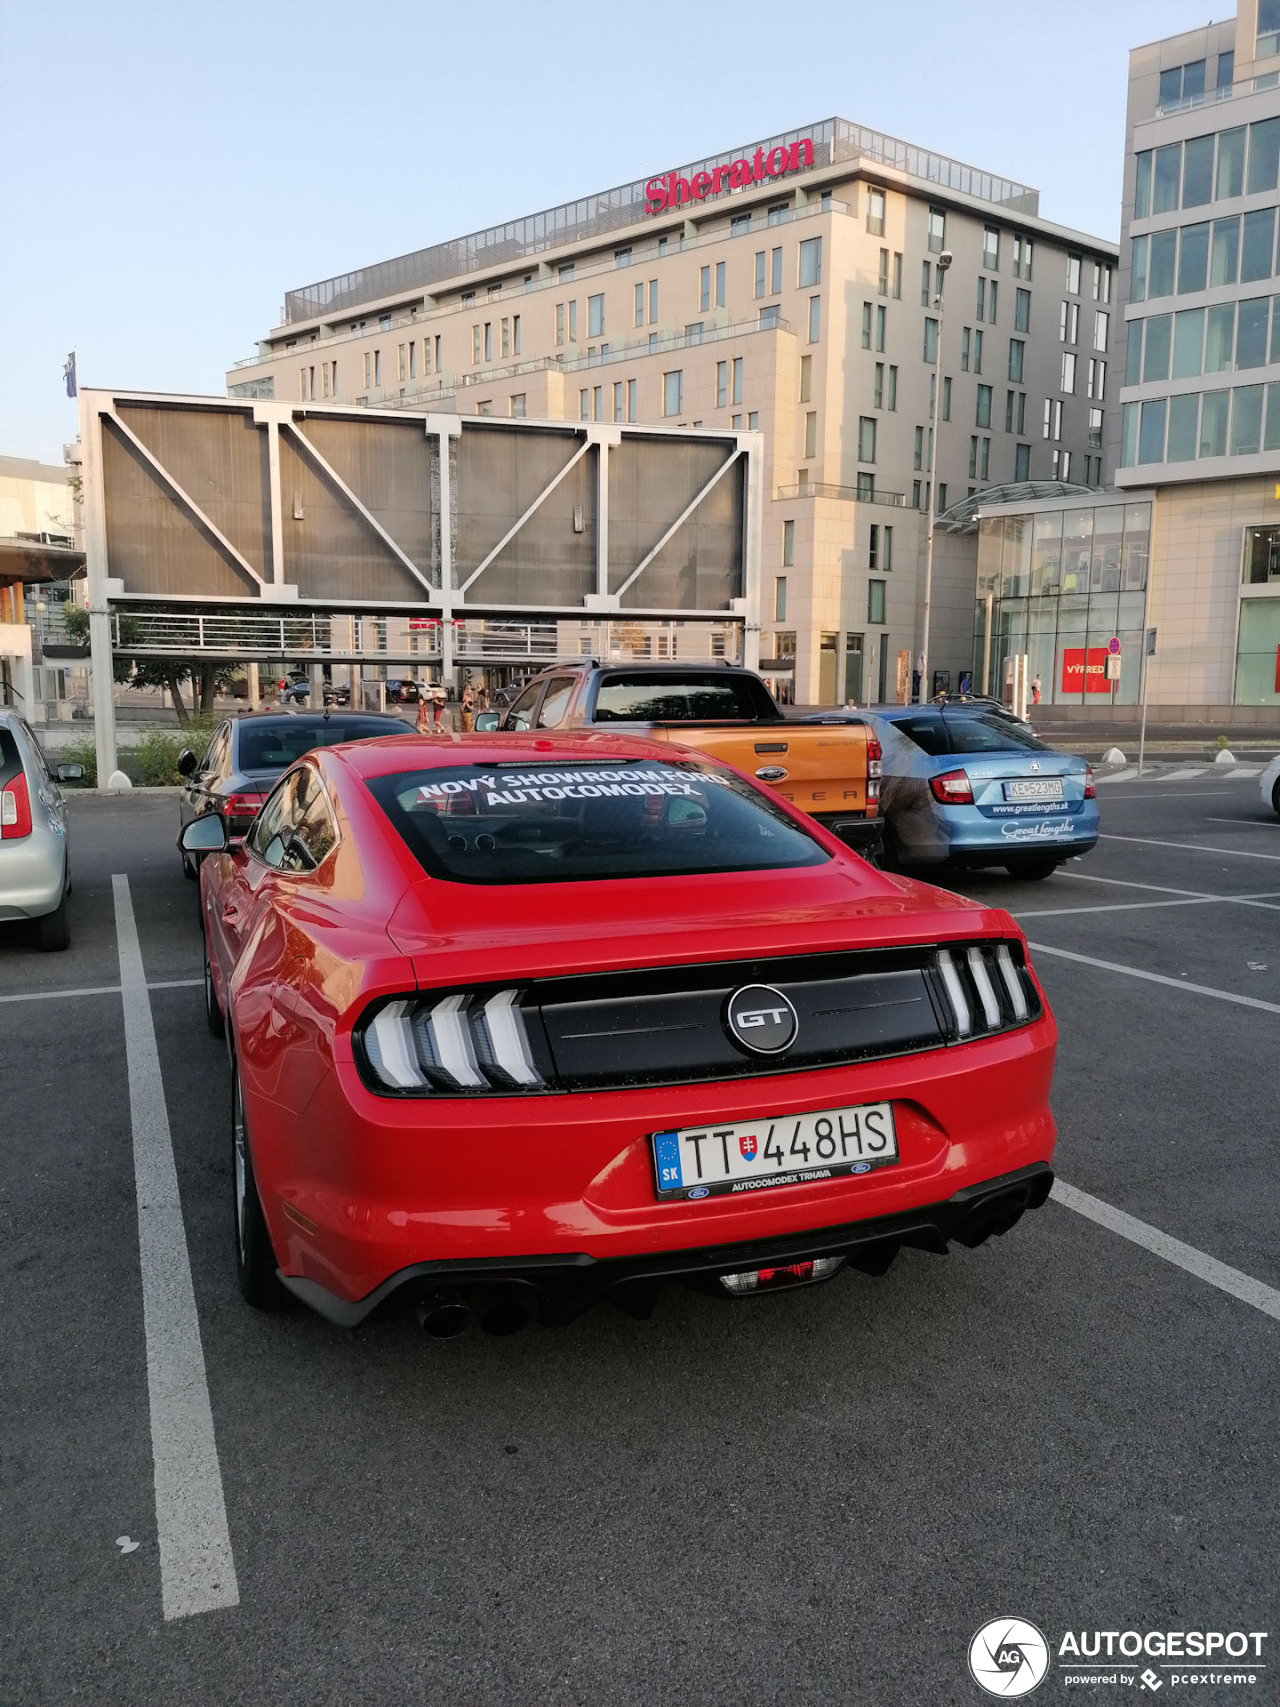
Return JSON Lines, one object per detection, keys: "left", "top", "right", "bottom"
{"left": 1061, "top": 646, "right": 1113, "bottom": 695}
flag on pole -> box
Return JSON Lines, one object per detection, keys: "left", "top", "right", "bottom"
{"left": 63, "top": 352, "right": 77, "bottom": 398}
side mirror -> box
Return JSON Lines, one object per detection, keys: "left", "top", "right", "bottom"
{"left": 473, "top": 711, "right": 501, "bottom": 732}
{"left": 177, "top": 748, "right": 198, "bottom": 777}
{"left": 178, "top": 814, "right": 228, "bottom": 853}
{"left": 56, "top": 763, "right": 85, "bottom": 782}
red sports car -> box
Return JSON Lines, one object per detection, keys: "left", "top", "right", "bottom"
{"left": 180, "top": 731, "right": 1056, "bottom": 1336}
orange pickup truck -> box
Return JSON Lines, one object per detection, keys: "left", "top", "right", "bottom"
{"left": 477, "top": 662, "right": 882, "bottom": 858}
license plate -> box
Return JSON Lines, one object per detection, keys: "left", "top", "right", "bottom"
{"left": 1004, "top": 778, "right": 1064, "bottom": 801}
{"left": 651, "top": 1102, "right": 897, "bottom": 1201}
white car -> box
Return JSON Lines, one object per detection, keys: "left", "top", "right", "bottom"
{"left": 0, "top": 711, "right": 82, "bottom": 950}
{"left": 1261, "top": 752, "right": 1280, "bottom": 819}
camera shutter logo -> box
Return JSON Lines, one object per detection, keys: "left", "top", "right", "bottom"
{"left": 724, "top": 985, "right": 799, "bottom": 1055}
{"left": 968, "top": 1619, "right": 1049, "bottom": 1697}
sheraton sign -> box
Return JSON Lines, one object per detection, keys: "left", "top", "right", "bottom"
{"left": 646, "top": 138, "right": 816, "bottom": 214}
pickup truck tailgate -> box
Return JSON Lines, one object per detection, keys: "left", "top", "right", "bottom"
{"left": 647, "top": 723, "right": 877, "bottom": 820}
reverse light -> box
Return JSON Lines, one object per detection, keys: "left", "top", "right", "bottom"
{"left": 1084, "top": 764, "right": 1096, "bottom": 798}
{"left": 719, "top": 1257, "right": 844, "bottom": 1295}
{"left": 929, "top": 769, "right": 974, "bottom": 805}
{"left": 1, "top": 770, "right": 32, "bottom": 839}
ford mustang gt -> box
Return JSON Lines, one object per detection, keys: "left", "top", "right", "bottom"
{"left": 181, "top": 732, "right": 1057, "bottom": 1335}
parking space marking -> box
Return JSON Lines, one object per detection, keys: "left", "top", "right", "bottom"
{"left": 1222, "top": 764, "right": 1264, "bottom": 777}
{"left": 1028, "top": 940, "right": 1280, "bottom": 1016}
{"left": 1206, "top": 817, "right": 1280, "bottom": 828}
{"left": 1099, "top": 833, "right": 1280, "bottom": 863}
{"left": 1016, "top": 893, "right": 1280, "bottom": 919}
{"left": 1153, "top": 767, "right": 1209, "bottom": 781}
{"left": 1053, "top": 1182, "right": 1280, "bottom": 1323}
{"left": 0, "top": 979, "right": 201, "bottom": 1006}
{"left": 113, "top": 876, "right": 239, "bottom": 1622}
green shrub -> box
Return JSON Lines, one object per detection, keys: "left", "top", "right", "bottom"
{"left": 1215, "top": 733, "right": 1230, "bottom": 749}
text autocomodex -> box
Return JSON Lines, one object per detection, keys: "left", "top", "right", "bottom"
{"left": 1058, "top": 1631, "right": 1268, "bottom": 1659}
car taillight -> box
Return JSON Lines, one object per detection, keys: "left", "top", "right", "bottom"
{"left": 866, "top": 734, "right": 882, "bottom": 779}
{"left": 929, "top": 769, "right": 973, "bottom": 805}
{"left": 867, "top": 778, "right": 880, "bottom": 803}
{"left": 720, "top": 1257, "right": 844, "bottom": 1295}
{"left": 358, "top": 989, "right": 544, "bottom": 1095}
{"left": 1084, "top": 764, "right": 1096, "bottom": 798}
{"left": 934, "top": 941, "right": 1039, "bottom": 1040}
{"left": 1, "top": 770, "right": 32, "bottom": 839}
{"left": 219, "top": 791, "right": 267, "bottom": 821}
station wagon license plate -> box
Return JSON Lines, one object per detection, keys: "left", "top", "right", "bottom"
{"left": 1004, "top": 778, "right": 1064, "bottom": 801}
{"left": 651, "top": 1102, "right": 897, "bottom": 1200}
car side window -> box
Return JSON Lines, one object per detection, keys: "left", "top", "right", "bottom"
{"left": 534, "top": 677, "right": 575, "bottom": 729}
{"left": 894, "top": 716, "right": 951, "bottom": 757}
{"left": 248, "top": 773, "right": 301, "bottom": 869}
{"left": 942, "top": 713, "right": 1043, "bottom": 754}
{"left": 18, "top": 719, "right": 51, "bottom": 782}
{"left": 504, "top": 682, "right": 544, "bottom": 731}
{"left": 287, "top": 792, "right": 339, "bottom": 872}
{"left": 203, "top": 725, "right": 231, "bottom": 778}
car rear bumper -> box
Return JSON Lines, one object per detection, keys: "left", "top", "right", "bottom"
{"left": 280, "top": 1163, "right": 1054, "bottom": 1326}
{"left": 248, "top": 1012, "right": 1057, "bottom": 1319}
{"left": 812, "top": 812, "right": 883, "bottom": 856}
{"left": 0, "top": 833, "right": 66, "bottom": 920}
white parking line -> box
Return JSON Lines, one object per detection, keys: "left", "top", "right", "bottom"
{"left": 1053, "top": 1181, "right": 1280, "bottom": 1323}
{"left": 1016, "top": 893, "right": 1280, "bottom": 919}
{"left": 1222, "top": 764, "right": 1263, "bottom": 778}
{"left": 1092, "top": 770, "right": 1135, "bottom": 785}
{"left": 0, "top": 978, "right": 201, "bottom": 1006}
{"left": 1099, "top": 833, "right": 1280, "bottom": 863}
{"left": 1027, "top": 940, "right": 1280, "bottom": 1016}
{"left": 1154, "top": 767, "right": 1209, "bottom": 781}
{"left": 1206, "top": 817, "right": 1280, "bottom": 828}
{"left": 113, "top": 876, "right": 238, "bottom": 1621}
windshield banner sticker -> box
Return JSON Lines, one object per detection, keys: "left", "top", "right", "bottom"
{"left": 415, "top": 767, "right": 700, "bottom": 807}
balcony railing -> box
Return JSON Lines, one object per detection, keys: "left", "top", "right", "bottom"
{"left": 774, "top": 482, "right": 909, "bottom": 506}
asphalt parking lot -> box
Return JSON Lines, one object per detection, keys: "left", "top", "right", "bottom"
{"left": 2, "top": 772, "right": 1277, "bottom": 1706}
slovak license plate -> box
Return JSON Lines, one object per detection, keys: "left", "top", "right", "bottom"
{"left": 651, "top": 1102, "right": 897, "bottom": 1201}
{"left": 1004, "top": 778, "right": 1064, "bottom": 801}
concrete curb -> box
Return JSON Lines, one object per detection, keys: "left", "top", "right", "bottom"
{"left": 66, "top": 787, "right": 183, "bottom": 800}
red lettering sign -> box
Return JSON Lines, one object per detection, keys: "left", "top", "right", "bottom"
{"left": 645, "top": 138, "right": 815, "bottom": 214}
{"left": 1060, "top": 647, "right": 1113, "bottom": 695}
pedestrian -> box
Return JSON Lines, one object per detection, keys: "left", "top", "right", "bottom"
{"left": 431, "top": 683, "right": 445, "bottom": 730}
{"left": 416, "top": 694, "right": 430, "bottom": 735}
{"left": 844, "top": 695, "right": 858, "bottom": 712}
{"left": 1031, "top": 673, "right": 1042, "bottom": 706}
{"left": 460, "top": 679, "right": 475, "bottom": 733}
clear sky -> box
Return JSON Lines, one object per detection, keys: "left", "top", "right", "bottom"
{"left": 2, "top": 0, "right": 1220, "bottom": 464}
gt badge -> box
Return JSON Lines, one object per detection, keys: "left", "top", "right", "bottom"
{"left": 724, "top": 984, "right": 799, "bottom": 1055}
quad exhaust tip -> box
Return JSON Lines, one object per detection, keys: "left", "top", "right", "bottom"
{"left": 417, "top": 1287, "right": 537, "bottom": 1339}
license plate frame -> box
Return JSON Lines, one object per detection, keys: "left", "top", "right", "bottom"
{"left": 651, "top": 1101, "right": 898, "bottom": 1201}
{"left": 1004, "top": 778, "right": 1064, "bottom": 801}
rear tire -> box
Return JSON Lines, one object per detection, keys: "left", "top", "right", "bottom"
{"left": 1006, "top": 858, "right": 1059, "bottom": 881}
{"left": 231, "top": 1054, "right": 286, "bottom": 1311}
{"left": 36, "top": 892, "right": 70, "bottom": 952}
{"left": 181, "top": 851, "right": 197, "bottom": 881}
{"left": 203, "top": 936, "right": 225, "bottom": 1038}
{"left": 1272, "top": 778, "right": 1280, "bottom": 820}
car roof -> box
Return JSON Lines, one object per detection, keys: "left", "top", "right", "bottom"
{"left": 324, "top": 729, "right": 686, "bottom": 780}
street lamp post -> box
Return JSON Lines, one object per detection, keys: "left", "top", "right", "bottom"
{"left": 918, "top": 248, "right": 952, "bottom": 703}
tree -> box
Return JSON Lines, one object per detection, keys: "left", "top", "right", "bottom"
{"left": 65, "top": 605, "right": 238, "bottom": 724}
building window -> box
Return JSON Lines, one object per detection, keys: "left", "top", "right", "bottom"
{"left": 879, "top": 250, "right": 890, "bottom": 296}
{"left": 771, "top": 247, "right": 782, "bottom": 295}
{"left": 1013, "top": 237, "right": 1033, "bottom": 281}
{"left": 974, "top": 329, "right": 984, "bottom": 373}
{"left": 782, "top": 521, "right": 795, "bottom": 568}
{"left": 716, "top": 361, "right": 728, "bottom": 408}
{"left": 649, "top": 280, "right": 658, "bottom": 324}
{"left": 1014, "top": 442, "right": 1031, "bottom": 480}
{"left": 961, "top": 327, "right": 971, "bottom": 372}
{"left": 921, "top": 260, "right": 932, "bottom": 307}
{"left": 1061, "top": 351, "right": 1077, "bottom": 393}
{"left": 868, "top": 580, "right": 886, "bottom": 624}
{"left": 580, "top": 389, "right": 589, "bottom": 421}
{"left": 509, "top": 393, "right": 527, "bottom": 417}
{"left": 759, "top": 304, "right": 781, "bottom": 329}
{"left": 799, "top": 237, "right": 822, "bottom": 287}
{"left": 663, "top": 370, "right": 682, "bottom": 415}
{"left": 981, "top": 437, "right": 990, "bottom": 479}
{"left": 732, "top": 357, "right": 743, "bottom": 405}
{"left": 768, "top": 200, "right": 788, "bottom": 225}
{"left": 772, "top": 576, "right": 789, "bottom": 623}
{"left": 555, "top": 304, "right": 565, "bottom": 347}
{"left": 1014, "top": 288, "right": 1031, "bottom": 334}
{"left": 685, "top": 321, "right": 704, "bottom": 344}
{"left": 373, "top": 349, "right": 381, "bottom": 386}
{"left": 754, "top": 252, "right": 766, "bottom": 299}
{"left": 610, "top": 381, "right": 623, "bottom": 422}
{"left": 1066, "top": 255, "right": 1082, "bottom": 295}
{"left": 976, "top": 278, "right": 986, "bottom": 321}
{"left": 1060, "top": 301, "right": 1079, "bottom": 343}
{"left": 591, "top": 385, "right": 602, "bottom": 422}
{"left": 858, "top": 415, "right": 876, "bottom": 462}
{"left": 799, "top": 354, "right": 812, "bottom": 403}
{"left": 873, "top": 363, "right": 884, "bottom": 409}
{"left": 1087, "top": 357, "right": 1106, "bottom": 398}
{"left": 715, "top": 260, "right": 725, "bottom": 307}
{"left": 912, "top": 480, "right": 922, "bottom": 508}
{"left": 862, "top": 302, "right": 873, "bottom": 350}
{"left": 942, "top": 376, "right": 952, "bottom": 420}
{"left": 588, "top": 294, "right": 605, "bottom": 337}
{"left": 1092, "top": 262, "right": 1112, "bottom": 304}
{"left": 484, "top": 323, "right": 493, "bottom": 362}
{"left": 914, "top": 426, "right": 924, "bottom": 470}
{"left": 927, "top": 208, "right": 946, "bottom": 253}
{"left": 1008, "top": 339, "right": 1025, "bottom": 383}
{"left": 968, "top": 435, "right": 979, "bottom": 479}
{"left": 731, "top": 212, "right": 751, "bottom": 235}
{"left": 809, "top": 297, "right": 822, "bottom": 343}
{"left": 924, "top": 318, "right": 938, "bottom": 362}
{"left": 983, "top": 227, "right": 1000, "bottom": 271}
{"left": 748, "top": 410, "right": 759, "bottom": 429}
{"left": 976, "top": 385, "right": 992, "bottom": 428}
{"left": 475, "top": 399, "right": 493, "bottom": 416}
{"left": 892, "top": 253, "right": 902, "bottom": 299}
{"left": 869, "top": 523, "right": 880, "bottom": 568}
{"left": 805, "top": 411, "right": 819, "bottom": 459}
{"left": 857, "top": 472, "right": 875, "bottom": 501}
{"left": 634, "top": 282, "right": 645, "bottom": 327}
{"left": 1042, "top": 397, "right": 1063, "bottom": 440}
{"left": 867, "top": 188, "right": 886, "bottom": 235}
{"left": 700, "top": 266, "right": 711, "bottom": 312}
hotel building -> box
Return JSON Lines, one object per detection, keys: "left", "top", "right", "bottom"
{"left": 226, "top": 119, "right": 1117, "bottom": 704}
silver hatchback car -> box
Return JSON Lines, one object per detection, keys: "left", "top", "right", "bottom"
{"left": 0, "top": 710, "right": 81, "bottom": 951}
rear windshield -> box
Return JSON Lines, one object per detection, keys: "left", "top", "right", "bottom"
{"left": 365, "top": 756, "right": 829, "bottom": 885}
{"left": 941, "top": 712, "right": 1049, "bottom": 754}
{"left": 591, "top": 672, "right": 776, "bottom": 723}
{"left": 237, "top": 717, "right": 406, "bottom": 772}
